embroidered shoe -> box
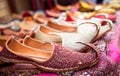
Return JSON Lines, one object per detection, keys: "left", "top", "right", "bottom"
{"left": 0, "top": 36, "right": 99, "bottom": 72}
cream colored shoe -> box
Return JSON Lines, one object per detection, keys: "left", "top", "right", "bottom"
{"left": 35, "top": 25, "right": 62, "bottom": 43}
{"left": 51, "top": 22, "right": 99, "bottom": 51}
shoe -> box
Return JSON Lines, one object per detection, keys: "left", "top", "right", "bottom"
{"left": 0, "top": 45, "right": 3, "bottom": 64}
{"left": 45, "top": 9, "right": 62, "bottom": 18}
{"left": 0, "top": 16, "right": 13, "bottom": 29}
{"left": 35, "top": 22, "right": 99, "bottom": 51}
{"left": 21, "top": 11, "right": 33, "bottom": 20}
{"left": 98, "top": 7, "right": 116, "bottom": 15}
{"left": 52, "top": 22, "right": 99, "bottom": 51}
{"left": 55, "top": 4, "right": 72, "bottom": 11}
{"left": 35, "top": 25, "right": 62, "bottom": 42}
{"left": 23, "top": 36, "right": 53, "bottom": 51}
{"left": 94, "top": 13, "right": 116, "bottom": 22}
{"left": 0, "top": 35, "right": 9, "bottom": 46}
{"left": 65, "top": 11, "right": 97, "bottom": 20}
{"left": 48, "top": 18, "right": 112, "bottom": 42}
{"left": 33, "top": 12, "right": 53, "bottom": 24}
{"left": 53, "top": 0, "right": 72, "bottom": 11}
{"left": 20, "top": 19, "right": 39, "bottom": 31}
{"left": 79, "top": 0, "right": 95, "bottom": 12}
{"left": 0, "top": 36, "right": 99, "bottom": 72}
{"left": 109, "top": 0, "right": 120, "bottom": 10}
{"left": 110, "top": 4, "right": 120, "bottom": 10}
{"left": 47, "top": 21, "right": 77, "bottom": 32}
{"left": 0, "top": 35, "right": 9, "bottom": 65}
{"left": 65, "top": 11, "right": 77, "bottom": 21}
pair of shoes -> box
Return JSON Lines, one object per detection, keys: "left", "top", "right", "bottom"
{"left": 0, "top": 36, "right": 99, "bottom": 72}
{"left": 47, "top": 18, "right": 112, "bottom": 41}
{"left": 35, "top": 18, "right": 112, "bottom": 51}
{"left": 35, "top": 21, "right": 99, "bottom": 51}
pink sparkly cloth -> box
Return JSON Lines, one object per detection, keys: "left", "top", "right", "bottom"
{"left": 107, "top": 25, "right": 120, "bottom": 63}
{"left": 37, "top": 73, "right": 57, "bottom": 76}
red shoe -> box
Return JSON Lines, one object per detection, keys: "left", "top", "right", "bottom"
{"left": 94, "top": 13, "right": 116, "bottom": 22}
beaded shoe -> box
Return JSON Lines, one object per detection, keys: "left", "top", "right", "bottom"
{"left": 0, "top": 36, "right": 99, "bottom": 72}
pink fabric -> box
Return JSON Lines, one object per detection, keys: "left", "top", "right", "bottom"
{"left": 107, "top": 25, "right": 120, "bottom": 63}
{"left": 37, "top": 73, "right": 57, "bottom": 76}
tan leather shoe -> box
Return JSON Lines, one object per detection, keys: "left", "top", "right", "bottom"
{"left": 47, "top": 21, "right": 77, "bottom": 32}
{"left": 0, "top": 35, "right": 9, "bottom": 46}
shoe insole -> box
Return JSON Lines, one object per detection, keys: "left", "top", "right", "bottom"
{"left": 7, "top": 38, "right": 53, "bottom": 62}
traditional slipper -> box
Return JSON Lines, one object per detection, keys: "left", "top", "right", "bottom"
{"left": 55, "top": 4, "right": 72, "bottom": 11}
{"left": 0, "top": 35, "right": 9, "bottom": 46}
{"left": 94, "top": 13, "right": 116, "bottom": 22}
{"left": 33, "top": 12, "right": 53, "bottom": 24}
{"left": 47, "top": 21, "right": 77, "bottom": 32}
{"left": 45, "top": 10, "right": 62, "bottom": 18}
{"left": 35, "top": 25, "right": 62, "bottom": 42}
{"left": 0, "top": 45, "right": 3, "bottom": 64}
{"left": 53, "top": 0, "right": 72, "bottom": 11}
{"left": 110, "top": 4, "right": 120, "bottom": 10}
{"left": 109, "top": 0, "right": 120, "bottom": 10}
{"left": 52, "top": 22, "right": 99, "bottom": 51}
{"left": 98, "top": 8, "right": 116, "bottom": 15}
{"left": 0, "top": 36, "right": 99, "bottom": 72}
{"left": 23, "top": 36, "right": 53, "bottom": 51}
{"left": 79, "top": 0, "right": 95, "bottom": 12}
{"left": 35, "top": 22, "right": 99, "bottom": 51}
